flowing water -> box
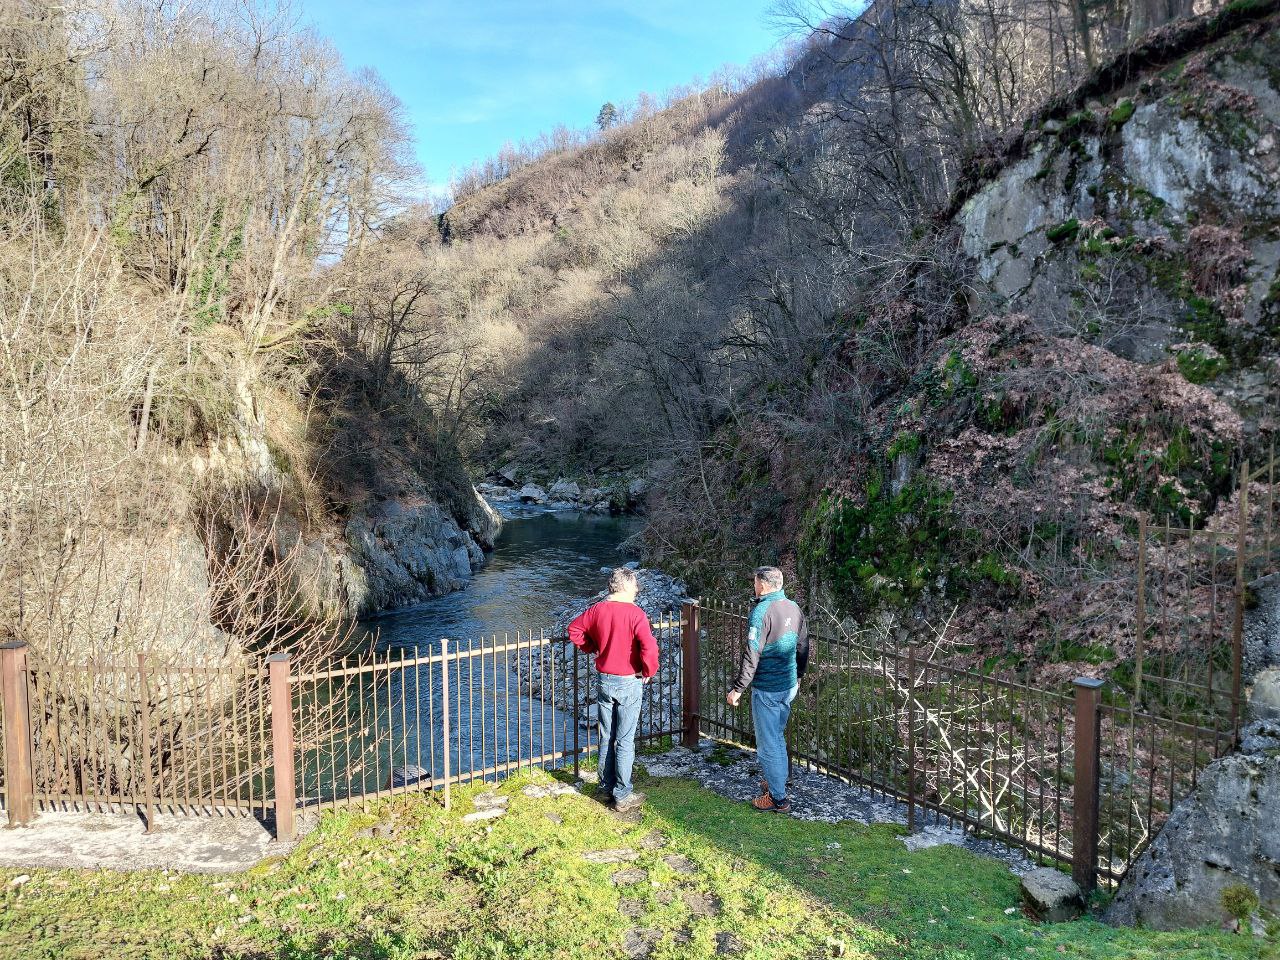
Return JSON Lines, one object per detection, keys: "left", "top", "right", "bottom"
{"left": 364, "top": 508, "right": 641, "bottom": 649}
{"left": 297, "top": 509, "right": 642, "bottom": 804}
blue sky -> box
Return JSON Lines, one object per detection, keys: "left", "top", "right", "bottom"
{"left": 298, "top": 1, "right": 785, "bottom": 195}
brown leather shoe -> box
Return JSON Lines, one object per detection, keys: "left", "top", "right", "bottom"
{"left": 750, "top": 792, "right": 791, "bottom": 813}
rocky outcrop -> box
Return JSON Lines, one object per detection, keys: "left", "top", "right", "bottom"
{"left": 1020, "top": 868, "right": 1084, "bottom": 922}
{"left": 1106, "top": 717, "right": 1280, "bottom": 932}
{"left": 959, "top": 18, "right": 1280, "bottom": 429}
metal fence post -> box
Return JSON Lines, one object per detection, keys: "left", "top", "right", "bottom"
{"left": 136, "top": 654, "right": 156, "bottom": 832}
{"left": 267, "top": 654, "right": 295, "bottom": 842}
{"left": 572, "top": 645, "right": 581, "bottom": 779}
{"left": 681, "top": 600, "right": 701, "bottom": 749}
{"left": 439, "top": 638, "right": 451, "bottom": 811}
{"left": 906, "top": 645, "right": 918, "bottom": 833}
{"left": 0, "top": 642, "right": 34, "bottom": 827}
{"left": 1231, "top": 460, "right": 1249, "bottom": 734}
{"left": 1072, "top": 677, "right": 1104, "bottom": 895}
{"left": 1134, "top": 514, "right": 1147, "bottom": 707}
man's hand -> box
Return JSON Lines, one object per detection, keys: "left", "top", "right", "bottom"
{"left": 726, "top": 690, "right": 741, "bottom": 707}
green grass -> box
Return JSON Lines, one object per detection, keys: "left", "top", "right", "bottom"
{"left": 0, "top": 768, "right": 1270, "bottom": 960}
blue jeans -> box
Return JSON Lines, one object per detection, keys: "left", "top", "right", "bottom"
{"left": 597, "top": 673, "right": 644, "bottom": 800}
{"left": 752, "top": 684, "right": 798, "bottom": 802}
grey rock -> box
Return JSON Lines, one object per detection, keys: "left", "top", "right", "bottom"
{"left": 1249, "top": 668, "right": 1280, "bottom": 723}
{"left": 582, "top": 848, "right": 639, "bottom": 864}
{"left": 639, "top": 831, "right": 668, "bottom": 850}
{"left": 1020, "top": 867, "right": 1084, "bottom": 922}
{"left": 1107, "top": 752, "right": 1280, "bottom": 929}
{"left": 1240, "top": 719, "right": 1280, "bottom": 755}
{"left": 518, "top": 483, "right": 548, "bottom": 503}
{"left": 661, "top": 853, "right": 698, "bottom": 874}
{"left": 549, "top": 479, "right": 582, "bottom": 499}
{"left": 472, "top": 791, "right": 508, "bottom": 811}
{"left": 385, "top": 765, "right": 430, "bottom": 789}
{"left": 618, "top": 897, "right": 646, "bottom": 918}
{"left": 497, "top": 461, "right": 521, "bottom": 485}
{"left": 622, "top": 927, "right": 660, "bottom": 959}
{"left": 683, "top": 890, "right": 722, "bottom": 917}
{"left": 715, "top": 931, "right": 744, "bottom": 955}
{"left": 611, "top": 868, "right": 648, "bottom": 886}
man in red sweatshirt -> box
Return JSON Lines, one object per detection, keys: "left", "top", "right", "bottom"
{"left": 567, "top": 566, "right": 659, "bottom": 811}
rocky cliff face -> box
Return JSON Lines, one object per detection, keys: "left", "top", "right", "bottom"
{"left": 959, "top": 16, "right": 1280, "bottom": 433}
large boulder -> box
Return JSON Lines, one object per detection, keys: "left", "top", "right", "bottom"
{"left": 1020, "top": 867, "right": 1084, "bottom": 922}
{"left": 549, "top": 479, "right": 582, "bottom": 500}
{"left": 518, "top": 483, "right": 548, "bottom": 504}
{"left": 1106, "top": 730, "right": 1280, "bottom": 930}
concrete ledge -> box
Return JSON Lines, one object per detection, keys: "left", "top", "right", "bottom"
{"left": 0, "top": 811, "right": 290, "bottom": 874}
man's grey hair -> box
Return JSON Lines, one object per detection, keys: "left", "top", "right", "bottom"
{"left": 608, "top": 566, "right": 640, "bottom": 593}
{"left": 754, "top": 566, "right": 784, "bottom": 590}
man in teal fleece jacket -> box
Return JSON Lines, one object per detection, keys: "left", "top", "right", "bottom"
{"left": 726, "top": 566, "right": 809, "bottom": 813}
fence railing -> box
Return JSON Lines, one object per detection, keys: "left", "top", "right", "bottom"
{"left": 694, "top": 597, "right": 1236, "bottom": 887}
{"left": 0, "top": 611, "right": 689, "bottom": 841}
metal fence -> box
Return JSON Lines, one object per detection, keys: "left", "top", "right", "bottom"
{"left": 693, "top": 597, "right": 1236, "bottom": 887}
{"left": 0, "top": 611, "right": 688, "bottom": 841}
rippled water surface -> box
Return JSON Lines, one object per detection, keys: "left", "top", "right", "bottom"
{"left": 365, "top": 508, "right": 642, "bottom": 649}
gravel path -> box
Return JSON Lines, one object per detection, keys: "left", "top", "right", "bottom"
{"left": 641, "top": 740, "right": 1036, "bottom": 875}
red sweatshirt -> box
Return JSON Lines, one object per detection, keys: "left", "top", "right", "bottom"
{"left": 567, "top": 601, "right": 659, "bottom": 678}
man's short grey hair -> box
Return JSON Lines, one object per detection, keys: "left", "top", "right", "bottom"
{"left": 608, "top": 566, "right": 639, "bottom": 593}
{"left": 754, "top": 566, "right": 785, "bottom": 590}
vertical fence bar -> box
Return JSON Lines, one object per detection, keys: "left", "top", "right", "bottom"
{"left": 1231, "top": 461, "right": 1249, "bottom": 734}
{"left": 136, "top": 655, "right": 156, "bottom": 831}
{"left": 906, "top": 644, "right": 917, "bottom": 833}
{"left": 267, "top": 654, "right": 295, "bottom": 842}
{"left": 440, "top": 639, "right": 452, "bottom": 810}
{"left": 1134, "top": 514, "right": 1147, "bottom": 706}
{"left": 681, "top": 601, "right": 701, "bottom": 749}
{"left": 572, "top": 645, "right": 581, "bottom": 779}
{"left": 0, "top": 642, "right": 33, "bottom": 827}
{"left": 1072, "top": 677, "right": 1104, "bottom": 894}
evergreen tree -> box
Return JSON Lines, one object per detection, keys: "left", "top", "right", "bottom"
{"left": 595, "top": 101, "right": 619, "bottom": 131}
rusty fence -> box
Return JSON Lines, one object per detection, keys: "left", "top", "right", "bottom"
{"left": 691, "top": 598, "right": 1235, "bottom": 889}
{"left": 0, "top": 611, "right": 688, "bottom": 840}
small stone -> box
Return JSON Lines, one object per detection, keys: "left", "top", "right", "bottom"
{"left": 1021, "top": 868, "right": 1084, "bottom": 922}
{"left": 9, "top": 875, "right": 30, "bottom": 888}
{"left": 611, "top": 868, "right": 649, "bottom": 886}
{"left": 618, "top": 897, "right": 646, "bottom": 918}
{"left": 472, "top": 791, "right": 508, "bottom": 811}
{"left": 622, "top": 927, "right": 660, "bottom": 959}
{"left": 584, "top": 848, "right": 640, "bottom": 864}
{"left": 662, "top": 854, "right": 698, "bottom": 874}
{"left": 715, "top": 931, "right": 744, "bottom": 954}
{"left": 544, "top": 812, "right": 564, "bottom": 825}
{"left": 639, "top": 831, "right": 668, "bottom": 850}
{"left": 522, "top": 785, "right": 552, "bottom": 799}
{"left": 683, "top": 889, "right": 722, "bottom": 917}
{"left": 655, "top": 888, "right": 677, "bottom": 905}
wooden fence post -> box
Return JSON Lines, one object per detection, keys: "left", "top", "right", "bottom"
{"left": 1072, "top": 677, "right": 1104, "bottom": 894}
{"left": 439, "top": 638, "right": 451, "bottom": 811}
{"left": 681, "top": 600, "right": 701, "bottom": 749}
{"left": 136, "top": 654, "right": 156, "bottom": 832}
{"left": 906, "top": 645, "right": 918, "bottom": 833}
{"left": 0, "top": 642, "right": 34, "bottom": 827}
{"left": 267, "top": 654, "right": 295, "bottom": 842}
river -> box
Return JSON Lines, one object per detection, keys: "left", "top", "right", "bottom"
{"left": 296, "top": 508, "right": 642, "bottom": 805}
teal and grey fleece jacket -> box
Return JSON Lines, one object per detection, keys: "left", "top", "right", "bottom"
{"left": 730, "top": 590, "right": 810, "bottom": 694}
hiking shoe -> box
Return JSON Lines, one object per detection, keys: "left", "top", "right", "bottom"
{"left": 750, "top": 792, "right": 791, "bottom": 814}
{"left": 591, "top": 785, "right": 615, "bottom": 804}
{"left": 613, "top": 791, "right": 646, "bottom": 813}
